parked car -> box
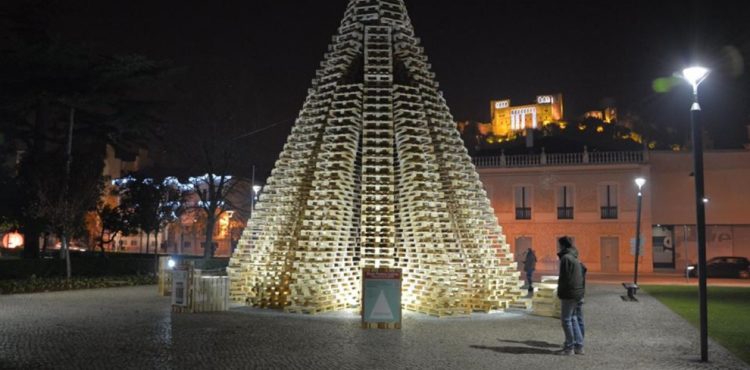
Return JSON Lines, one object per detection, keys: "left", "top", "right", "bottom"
{"left": 687, "top": 256, "right": 750, "bottom": 278}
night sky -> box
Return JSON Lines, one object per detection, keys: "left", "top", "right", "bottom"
{"left": 46, "top": 0, "right": 750, "bottom": 174}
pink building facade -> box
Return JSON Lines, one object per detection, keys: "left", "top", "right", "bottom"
{"left": 476, "top": 149, "right": 750, "bottom": 273}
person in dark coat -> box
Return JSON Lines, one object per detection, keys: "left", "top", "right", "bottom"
{"left": 555, "top": 236, "right": 586, "bottom": 356}
{"left": 523, "top": 248, "right": 537, "bottom": 289}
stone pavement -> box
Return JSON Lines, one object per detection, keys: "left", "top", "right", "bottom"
{"left": 536, "top": 270, "right": 750, "bottom": 288}
{"left": 0, "top": 284, "right": 747, "bottom": 370}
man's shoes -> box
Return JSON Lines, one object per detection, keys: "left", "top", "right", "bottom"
{"left": 574, "top": 347, "right": 585, "bottom": 355}
{"left": 554, "top": 348, "right": 574, "bottom": 356}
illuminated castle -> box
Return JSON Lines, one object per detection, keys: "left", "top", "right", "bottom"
{"left": 585, "top": 107, "right": 618, "bottom": 124}
{"left": 490, "top": 94, "right": 564, "bottom": 137}
{"left": 227, "top": 0, "right": 523, "bottom": 316}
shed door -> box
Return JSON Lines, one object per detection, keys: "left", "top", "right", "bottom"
{"left": 600, "top": 237, "right": 620, "bottom": 272}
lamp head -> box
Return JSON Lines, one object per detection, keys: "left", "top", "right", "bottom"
{"left": 635, "top": 177, "right": 646, "bottom": 190}
{"left": 252, "top": 185, "right": 262, "bottom": 194}
{"left": 682, "top": 66, "right": 710, "bottom": 89}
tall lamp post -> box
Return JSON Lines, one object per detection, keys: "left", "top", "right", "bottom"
{"left": 682, "top": 66, "right": 710, "bottom": 362}
{"left": 633, "top": 177, "right": 646, "bottom": 286}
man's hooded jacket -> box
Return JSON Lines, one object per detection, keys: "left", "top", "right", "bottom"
{"left": 557, "top": 246, "right": 586, "bottom": 300}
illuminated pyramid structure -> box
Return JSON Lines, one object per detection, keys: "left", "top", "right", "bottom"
{"left": 228, "top": 0, "right": 523, "bottom": 316}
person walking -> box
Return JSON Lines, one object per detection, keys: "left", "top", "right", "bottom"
{"left": 523, "top": 248, "right": 537, "bottom": 289}
{"left": 555, "top": 236, "right": 586, "bottom": 356}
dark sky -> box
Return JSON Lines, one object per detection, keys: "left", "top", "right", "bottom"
{"left": 48, "top": 0, "right": 750, "bottom": 173}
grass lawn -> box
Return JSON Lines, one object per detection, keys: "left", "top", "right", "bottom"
{"left": 0, "top": 275, "right": 157, "bottom": 295}
{"left": 643, "top": 285, "right": 750, "bottom": 365}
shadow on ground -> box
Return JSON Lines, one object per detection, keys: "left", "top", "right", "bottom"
{"left": 470, "top": 339, "right": 560, "bottom": 355}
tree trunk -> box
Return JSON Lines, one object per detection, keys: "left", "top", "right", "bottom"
{"left": 99, "top": 229, "right": 107, "bottom": 257}
{"left": 22, "top": 98, "right": 52, "bottom": 260}
{"left": 153, "top": 230, "right": 159, "bottom": 275}
{"left": 64, "top": 107, "right": 74, "bottom": 182}
{"left": 21, "top": 229, "right": 40, "bottom": 259}
{"left": 61, "top": 107, "right": 74, "bottom": 280}
{"left": 61, "top": 234, "right": 72, "bottom": 279}
{"left": 204, "top": 217, "right": 216, "bottom": 260}
{"left": 145, "top": 232, "right": 151, "bottom": 255}
{"left": 41, "top": 233, "right": 49, "bottom": 255}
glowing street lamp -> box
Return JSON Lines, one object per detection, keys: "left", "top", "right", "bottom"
{"left": 633, "top": 177, "right": 646, "bottom": 286}
{"left": 683, "top": 67, "right": 710, "bottom": 95}
{"left": 635, "top": 177, "right": 646, "bottom": 190}
{"left": 253, "top": 185, "right": 262, "bottom": 202}
{"left": 681, "top": 65, "right": 710, "bottom": 362}
{"left": 2, "top": 231, "right": 24, "bottom": 249}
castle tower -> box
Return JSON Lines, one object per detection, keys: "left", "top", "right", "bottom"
{"left": 228, "top": 0, "right": 523, "bottom": 316}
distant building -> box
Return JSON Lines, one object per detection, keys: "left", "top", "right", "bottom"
{"left": 489, "top": 94, "right": 564, "bottom": 137}
{"left": 584, "top": 106, "right": 617, "bottom": 124}
{"left": 102, "top": 145, "right": 152, "bottom": 181}
{"left": 95, "top": 145, "right": 167, "bottom": 255}
{"left": 474, "top": 149, "right": 750, "bottom": 273}
{"left": 96, "top": 146, "right": 250, "bottom": 258}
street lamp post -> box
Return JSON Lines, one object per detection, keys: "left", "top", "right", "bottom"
{"left": 682, "top": 66, "right": 710, "bottom": 362}
{"left": 633, "top": 177, "right": 646, "bottom": 286}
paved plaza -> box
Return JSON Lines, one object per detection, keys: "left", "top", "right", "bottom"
{"left": 0, "top": 283, "right": 747, "bottom": 369}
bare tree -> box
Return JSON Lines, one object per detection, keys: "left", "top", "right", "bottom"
{"left": 94, "top": 202, "right": 136, "bottom": 256}
{"left": 186, "top": 162, "right": 236, "bottom": 260}
{"left": 29, "top": 153, "right": 102, "bottom": 278}
{"left": 118, "top": 175, "right": 180, "bottom": 263}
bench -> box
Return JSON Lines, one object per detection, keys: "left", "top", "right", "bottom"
{"left": 622, "top": 283, "right": 639, "bottom": 301}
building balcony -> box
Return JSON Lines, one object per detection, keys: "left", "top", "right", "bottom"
{"left": 515, "top": 207, "right": 532, "bottom": 220}
{"left": 473, "top": 149, "right": 646, "bottom": 169}
{"left": 557, "top": 207, "right": 574, "bottom": 220}
{"left": 601, "top": 206, "right": 618, "bottom": 219}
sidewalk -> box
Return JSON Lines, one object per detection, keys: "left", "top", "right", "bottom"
{"left": 1, "top": 284, "right": 747, "bottom": 369}
{"left": 533, "top": 270, "right": 750, "bottom": 287}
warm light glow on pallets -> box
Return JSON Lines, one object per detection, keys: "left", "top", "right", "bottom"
{"left": 227, "top": 0, "right": 523, "bottom": 317}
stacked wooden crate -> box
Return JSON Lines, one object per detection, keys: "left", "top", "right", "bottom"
{"left": 227, "top": 0, "right": 525, "bottom": 316}
{"left": 172, "top": 265, "right": 230, "bottom": 314}
{"left": 531, "top": 275, "right": 561, "bottom": 318}
{"left": 287, "top": 83, "right": 364, "bottom": 314}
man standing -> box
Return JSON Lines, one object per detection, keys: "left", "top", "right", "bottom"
{"left": 523, "top": 248, "right": 537, "bottom": 289}
{"left": 556, "top": 236, "right": 586, "bottom": 355}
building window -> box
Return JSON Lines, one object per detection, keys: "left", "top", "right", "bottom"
{"left": 515, "top": 186, "right": 532, "bottom": 220}
{"left": 557, "top": 185, "right": 574, "bottom": 220}
{"left": 600, "top": 184, "right": 618, "bottom": 219}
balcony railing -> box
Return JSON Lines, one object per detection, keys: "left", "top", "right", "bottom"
{"left": 557, "top": 207, "right": 574, "bottom": 220}
{"left": 473, "top": 149, "right": 646, "bottom": 169}
{"left": 601, "top": 206, "right": 618, "bottom": 219}
{"left": 515, "top": 207, "right": 532, "bottom": 220}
